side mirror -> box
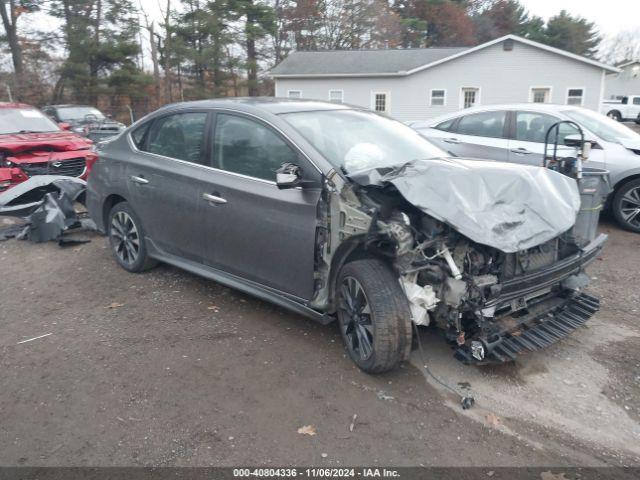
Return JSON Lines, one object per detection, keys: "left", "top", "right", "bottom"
{"left": 276, "top": 163, "right": 302, "bottom": 189}
{"left": 564, "top": 134, "right": 595, "bottom": 160}
{"left": 58, "top": 122, "right": 71, "bottom": 131}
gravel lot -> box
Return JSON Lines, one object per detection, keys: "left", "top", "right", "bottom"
{"left": 0, "top": 214, "right": 638, "bottom": 468}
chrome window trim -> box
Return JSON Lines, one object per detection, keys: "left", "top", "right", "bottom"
{"left": 126, "top": 107, "right": 323, "bottom": 185}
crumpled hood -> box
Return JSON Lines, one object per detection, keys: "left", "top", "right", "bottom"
{"left": 0, "top": 131, "right": 92, "bottom": 154}
{"left": 350, "top": 158, "right": 581, "bottom": 253}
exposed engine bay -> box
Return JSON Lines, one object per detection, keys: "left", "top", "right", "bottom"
{"left": 310, "top": 158, "right": 607, "bottom": 364}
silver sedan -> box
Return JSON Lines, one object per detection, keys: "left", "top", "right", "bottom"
{"left": 412, "top": 104, "right": 640, "bottom": 232}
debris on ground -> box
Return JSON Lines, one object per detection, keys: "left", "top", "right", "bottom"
{"left": 106, "top": 302, "right": 125, "bottom": 309}
{"left": 0, "top": 175, "right": 94, "bottom": 245}
{"left": 485, "top": 412, "right": 501, "bottom": 427}
{"left": 297, "top": 425, "right": 317, "bottom": 436}
{"left": 349, "top": 414, "right": 357, "bottom": 432}
{"left": 17, "top": 333, "right": 53, "bottom": 345}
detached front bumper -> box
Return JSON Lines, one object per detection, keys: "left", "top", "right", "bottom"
{"left": 455, "top": 292, "right": 599, "bottom": 364}
{"left": 455, "top": 233, "right": 607, "bottom": 365}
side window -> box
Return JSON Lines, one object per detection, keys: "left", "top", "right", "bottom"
{"left": 435, "top": 118, "right": 457, "bottom": 132}
{"left": 634, "top": 97, "right": 640, "bottom": 105}
{"left": 144, "top": 112, "right": 208, "bottom": 164}
{"left": 457, "top": 111, "right": 506, "bottom": 138}
{"left": 515, "top": 112, "right": 577, "bottom": 144}
{"left": 213, "top": 114, "right": 299, "bottom": 181}
{"left": 131, "top": 122, "right": 150, "bottom": 149}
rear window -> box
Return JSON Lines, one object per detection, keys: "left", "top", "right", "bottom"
{"left": 0, "top": 108, "right": 60, "bottom": 135}
{"left": 434, "top": 118, "right": 457, "bottom": 132}
{"left": 457, "top": 111, "right": 506, "bottom": 138}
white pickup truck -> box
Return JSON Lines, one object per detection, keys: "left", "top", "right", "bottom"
{"left": 601, "top": 95, "right": 640, "bottom": 122}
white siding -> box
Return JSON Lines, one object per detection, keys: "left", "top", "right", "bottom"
{"left": 274, "top": 41, "right": 605, "bottom": 122}
{"left": 604, "top": 63, "right": 640, "bottom": 99}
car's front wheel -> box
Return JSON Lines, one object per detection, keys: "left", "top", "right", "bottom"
{"left": 336, "top": 259, "right": 412, "bottom": 373}
{"left": 612, "top": 179, "right": 640, "bottom": 233}
{"left": 107, "top": 202, "right": 158, "bottom": 272}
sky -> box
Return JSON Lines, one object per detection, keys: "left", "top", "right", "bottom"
{"left": 518, "top": 0, "right": 640, "bottom": 35}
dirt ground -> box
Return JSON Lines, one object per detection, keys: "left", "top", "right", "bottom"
{"left": 0, "top": 212, "right": 638, "bottom": 468}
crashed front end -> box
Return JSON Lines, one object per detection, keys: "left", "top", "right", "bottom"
{"left": 322, "top": 158, "right": 606, "bottom": 365}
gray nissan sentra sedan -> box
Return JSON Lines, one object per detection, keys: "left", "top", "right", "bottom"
{"left": 87, "top": 98, "right": 605, "bottom": 373}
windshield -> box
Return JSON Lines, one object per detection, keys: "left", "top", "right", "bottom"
{"left": 57, "top": 106, "right": 105, "bottom": 121}
{"left": 0, "top": 108, "right": 60, "bottom": 134}
{"left": 562, "top": 109, "right": 640, "bottom": 143}
{"left": 281, "top": 109, "right": 446, "bottom": 173}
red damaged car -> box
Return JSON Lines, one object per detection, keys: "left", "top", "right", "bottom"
{"left": 0, "top": 102, "right": 97, "bottom": 192}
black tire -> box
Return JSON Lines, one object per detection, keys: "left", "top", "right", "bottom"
{"left": 107, "top": 201, "right": 158, "bottom": 272}
{"left": 607, "top": 110, "right": 622, "bottom": 122}
{"left": 336, "top": 259, "right": 412, "bottom": 373}
{"left": 612, "top": 179, "right": 640, "bottom": 233}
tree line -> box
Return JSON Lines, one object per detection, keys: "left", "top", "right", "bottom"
{"left": 0, "top": 0, "right": 632, "bottom": 121}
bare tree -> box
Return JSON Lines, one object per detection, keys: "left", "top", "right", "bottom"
{"left": 0, "top": 0, "right": 28, "bottom": 99}
{"left": 140, "top": 2, "right": 162, "bottom": 107}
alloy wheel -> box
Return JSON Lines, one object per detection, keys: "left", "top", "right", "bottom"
{"left": 620, "top": 186, "right": 640, "bottom": 229}
{"left": 110, "top": 211, "right": 140, "bottom": 265}
{"left": 338, "top": 276, "right": 374, "bottom": 361}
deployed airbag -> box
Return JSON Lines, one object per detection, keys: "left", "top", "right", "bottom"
{"left": 351, "top": 158, "right": 580, "bottom": 253}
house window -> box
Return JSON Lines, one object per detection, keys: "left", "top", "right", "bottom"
{"left": 531, "top": 87, "right": 551, "bottom": 103}
{"left": 430, "top": 89, "right": 446, "bottom": 106}
{"left": 287, "top": 90, "right": 301, "bottom": 99}
{"left": 462, "top": 87, "right": 479, "bottom": 108}
{"left": 329, "top": 90, "right": 343, "bottom": 103}
{"left": 373, "top": 92, "right": 389, "bottom": 113}
{"left": 567, "top": 88, "right": 584, "bottom": 106}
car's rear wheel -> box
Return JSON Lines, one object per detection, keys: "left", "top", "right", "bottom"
{"left": 107, "top": 202, "right": 158, "bottom": 272}
{"left": 612, "top": 179, "right": 640, "bottom": 233}
{"left": 336, "top": 259, "right": 412, "bottom": 373}
{"left": 607, "top": 110, "right": 622, "bottom": 122}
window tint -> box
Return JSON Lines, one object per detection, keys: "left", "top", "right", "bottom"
{"left": 131, "top": 122, "right": 150, "bottom": 149}
{"left": 213, "top": 114, "right": 298, "bottom": 181}
{"left": 457, "top": 111, "right": 506, "bottom": 138}
{"left": 435, "top": 118, "right": 456, "bottom": 132}
{"left": 144, "top": 112, "right": 208, "bottom": 163}
{"left": 515, "top": 112, "right": 578, "bottom": 143}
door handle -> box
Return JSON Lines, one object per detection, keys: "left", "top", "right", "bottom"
{"left": 130, "top": 175, "right": 149, "bottom": 185}
{"left": 510, "top": 148, "right": 532, "bottom": 155}
{"left": 202, "top": 193, "right": 227, "bottom": 205}
{"left": 444, "top": 138, "right": 460, "bottom": 144}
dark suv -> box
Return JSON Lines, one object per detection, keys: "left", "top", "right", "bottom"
{"left": 87, "top": 98, "right": 605, "bottom": 373}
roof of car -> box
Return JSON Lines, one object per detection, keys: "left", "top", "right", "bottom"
{"left": 414, "top": 103, "right": 586, "bottom": 127}
{"left": 0, "top": 102, "right": 36, "bottom": 110}
{"left": 155, "top": 97, "right": 359, "bottom": 115}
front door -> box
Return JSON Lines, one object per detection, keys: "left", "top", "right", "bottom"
{"left": 201, "top": 113, "right": 322, "bottom": 301}
{"left": 508, "top": 111, "right": 577, "bottom": 166}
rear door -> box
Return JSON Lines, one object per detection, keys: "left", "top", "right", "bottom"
{"left": 508, "top": 111, "right": 578, "bottom": 166}
{"left": 200, "top": 112, "right": 322, "bottom": 300}
{"left": 447, "top": 110, "right": 510, "bottom": 161}
{"left": 126, "top": 110, "right": 212, "bottom": 262}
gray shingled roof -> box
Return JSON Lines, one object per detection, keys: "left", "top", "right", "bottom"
{"left": 270, "top": 47, "right": 469, "bottom": 77}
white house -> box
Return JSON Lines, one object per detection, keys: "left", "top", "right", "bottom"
{"left": 270, "top": 34, "right": 620, "bottom": 123}
{"left": 604, "top": 60, "right": 640, "bottom": 99}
